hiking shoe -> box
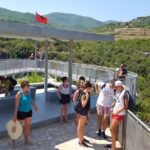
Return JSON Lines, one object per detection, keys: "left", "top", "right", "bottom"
{"left": 83, "top": 138, "right": 90, "bottom": 143}
{"left": 78, "top": 141, "right": 89, "bottom": 147}
{"left": 102, "top": 131, "right": 107, "bottom": 139}
{"left": 96, "top": 129, "right": 101, "bottom": 137}
{"left": 104, "top": 144, "right": 112, "bottom": 148}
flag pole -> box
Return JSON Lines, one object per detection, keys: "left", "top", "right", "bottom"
{"left": 34, "top": 41, "right": 37, "bottom": 75}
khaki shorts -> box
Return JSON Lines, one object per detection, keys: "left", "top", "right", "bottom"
{"left": 96, "top": 104, "right": 111, "bottom": 116}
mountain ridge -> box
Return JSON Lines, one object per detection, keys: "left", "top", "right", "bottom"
{"left": 0, "top": 7, "right": 115, "bottom": 31}
{"left": 0, "top": 7, "right": 149, "bottom": 32}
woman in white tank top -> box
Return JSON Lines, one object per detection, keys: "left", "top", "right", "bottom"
{"left": 57, "top": 76, "right": 70, "bottom": 124}
{"left": 106, "top": 81, "right": 128, "bottom": 150}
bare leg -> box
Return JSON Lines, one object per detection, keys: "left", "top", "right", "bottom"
{"left": 75, "top": 113, "right": 80, "bottom": 126}
{"left": 24, "top": 118, "right": 31, "bottom": 144}
{"left": 12, "top": 120, "right": 23, "bottom": 146}
{"left": 103, "top": 115, "right": 108, "bottom": 131}
{"left": 60, "top": 105, "right": 65, "bottom": 124}
{"left": 77, "top": 115, "right": 87, "bottom": 143}
{"left": 64, "top": 104, "right": 69, "bottom": 122}
{"left": 110, "top": 119, "right": 120, "bottom": 150}
{"left": 97, "top": 115, "right": 102, "bottom": 130}
{"left": 115, "top": 124, "right": 119, "bottom": 141}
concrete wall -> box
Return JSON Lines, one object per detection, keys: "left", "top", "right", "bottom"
{"left": 119, "top": 111, "right": 150, "bottom": 150}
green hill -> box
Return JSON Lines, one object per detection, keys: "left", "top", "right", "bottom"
{"left": 45, "top": 12, "right": 103, "bottom": 31}
{"left": 129, "top": 16, "right": 150, "bottom": 28}
{"left": 0, "top": 7, "right": 35, "bottom": 23}
{"left": 90, "top": 16, "right": 150, "bottom": 40}
{"left": 0, "top": 7, "right": 104, "bottom": 31}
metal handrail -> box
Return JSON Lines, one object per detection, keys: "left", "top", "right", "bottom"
{"left": 0, "top": 59, "right": 138, "bottom": 96}
{"left": 128, "top": 110, "right": 150, "bottom": 133}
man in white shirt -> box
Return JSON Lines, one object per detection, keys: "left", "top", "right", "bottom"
{"left": 95, "top": 81, "right": 115, "bottom": 139}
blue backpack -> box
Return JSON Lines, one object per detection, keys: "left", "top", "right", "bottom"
{"left": 124, "top": 90, "right": 135, "bottom": 111}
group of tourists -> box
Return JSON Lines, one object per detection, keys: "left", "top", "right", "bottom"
{"left": 9, "top": 64, "right": 129, "bottom": 150}
{"left": 56, "top": 74, "right": 129, "bottom": 150}
{"left": 71, "top": 64, "right": 128, "bottom": 149}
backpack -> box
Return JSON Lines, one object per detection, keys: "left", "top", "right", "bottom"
{"left": 101, "top": 82, "right": 116, "bottom": 95}
{"left": 124, "top": 90, "right": 135, "bottom": 111}
{"left": 101, "top": 83, "right": 106, "bottom": 90}
{"left": 73, "top": 90, "right": 85, "bottom": 113}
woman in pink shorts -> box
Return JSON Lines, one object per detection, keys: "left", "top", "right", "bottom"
{"left": 95, "top": 81, "right": 115, "bottom": 139}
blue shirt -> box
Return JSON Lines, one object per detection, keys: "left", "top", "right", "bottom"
{"left": 18, "top": 90, "right": 32, "bottom": 112}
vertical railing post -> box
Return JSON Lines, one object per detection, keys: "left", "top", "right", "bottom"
{"left": 44, "top": 40, "right": 48, "bottom": 101}
{"left": 68, "top": 39, "right": 73, "bottom": 96}
{"left": 34, "top": 41, "right": 37, "bottom": 75}
{"left": 122, "top": 114, "right": 127, "bottom": 150}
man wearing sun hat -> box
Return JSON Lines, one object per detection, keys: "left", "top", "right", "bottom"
{"left": 105, "top": 80, "right": 129, "bottom": 150}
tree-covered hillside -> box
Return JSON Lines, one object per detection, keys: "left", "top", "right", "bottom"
{"left": 90, "top": 16, "right": 150, "bottom": 40}
{"left": 45, "top": 13, "right": 103, "bottom": 31}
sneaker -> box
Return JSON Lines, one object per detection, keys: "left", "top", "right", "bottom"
{"left": 102, "top": 131, "right": 107, "bottom": 139}
{"left": 104, "top": 144, "right": 112, "bottom": 148}
{"left": 83, "top": 138, "right": 90, "bottom": 143}
{"left": 96, "top": 129, "right": 101, "bottom": 136}
{"left": 78, "top": 141, "right": 89, "bottom": 147}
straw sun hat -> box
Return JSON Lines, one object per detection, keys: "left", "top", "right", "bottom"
{"left": 6, "top": 120, "right": 23, "bottom": 140}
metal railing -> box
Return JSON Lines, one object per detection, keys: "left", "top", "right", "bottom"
{"left": 119, "top": 110, "right": 150, "bottom": 150}
{"left": 0, "top": 59, "right": 138, "bottom": 96}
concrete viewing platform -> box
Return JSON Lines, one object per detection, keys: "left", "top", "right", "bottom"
{"left": 0, "top": 89, "right": 122, "bottom": 150}
{"left": 0, "top": 113, "right": 121, "bottom": 150}
{"left": 0, "top": 88, "right": 97, "bottom": 137}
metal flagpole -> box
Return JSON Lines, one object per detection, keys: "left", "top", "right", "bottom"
{"left": 34, "top": 41, "right": 37, "bottom": 75}
{"left": 44, "top": 40, "right": 48, "bottom": 101}
{"left": 68, "top": 39, "right": 73, "bottom": 96}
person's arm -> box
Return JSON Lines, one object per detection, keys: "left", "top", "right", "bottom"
{"left": 116, "top": 69, "right": 120, "bottom": 78}
{"left": 72, "top": 90, "right": 79, "bottom": 101}
{"left": 95, "top": 83, "right": 100, "bottom": 95}
{"left": 115, "top": 93, "right": 129, "bottom": 114}
{"left": 57, "top": 85, "right": 62, "bottom": 100}
{"left": 31, "top": 100, "right": 38, "bottom": 112}
{"left": 13, "top": 92, "right": 21, "bottom": 122}
{"left": 81, "top": 93, "right": 89, "bottom": 108}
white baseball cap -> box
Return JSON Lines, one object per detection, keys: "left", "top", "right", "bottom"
{"left": 115, "top": 80, "right": 124, "bottom": 87}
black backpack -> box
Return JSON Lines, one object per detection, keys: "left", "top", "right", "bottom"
{"left": 124, "top": 90, "right": 135, "bottom": 111}
{"left": 101, "top": 83, "right": 106, "bottom": 89}
{"left": 101, "top": 82, "right": 116, "bottom": 95}
{"left": 73, "top": 90, "right": 85, "bottom": 113}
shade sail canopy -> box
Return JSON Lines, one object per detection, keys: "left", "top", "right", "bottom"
{"left": 0, "top": 21, "right": 114, "bottom": 42}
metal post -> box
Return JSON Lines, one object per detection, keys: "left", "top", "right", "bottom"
{"left": 44, "top": 40, "right": 48, "bottom": 101}
{"left": 34, "top": 41, "right": 37, "bottom": 75}
{"left": 68, "top": 40, "right": 73, "bottom": 96}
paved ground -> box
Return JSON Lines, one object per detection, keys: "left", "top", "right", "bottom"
{"left": 0, "top": 114, "right": 121, "bottom": 150}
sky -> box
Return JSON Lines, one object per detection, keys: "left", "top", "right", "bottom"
{"left": 0, "top": 0, "right": 149, "bottom": 22}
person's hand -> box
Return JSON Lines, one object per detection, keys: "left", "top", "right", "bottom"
{"left": 88, "top": 112, "right": 91, "bottom": 117}
{"left": 110, "top": 108, "right": 113, "bottom": 112}
{"left": 113, "top": 110, "right": 119, "bottom": 115}
{"left": 34, "top": 105, "right": 38, "bottom": 112}
{"left": 13, "top": 115, "right": 17, "bottom": 122}
{"left": 95, "top": 83, "right": 99, "bottom": 89}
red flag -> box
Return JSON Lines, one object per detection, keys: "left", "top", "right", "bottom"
{"left": 36, "top": 12, "right": 48, "bottom": 24}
